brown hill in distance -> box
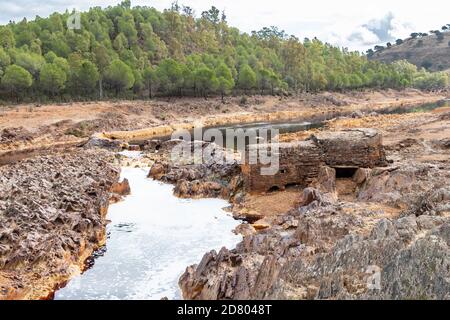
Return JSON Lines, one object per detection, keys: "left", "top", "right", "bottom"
{"left": 369, "top": 30, "right": 450, "bottom": 72}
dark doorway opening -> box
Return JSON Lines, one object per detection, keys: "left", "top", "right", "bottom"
{"left": 335, "top": 167, "right": 358, "bottom": 179}
{"left": 268, "top": 186, "right": 281, "bottom": 193}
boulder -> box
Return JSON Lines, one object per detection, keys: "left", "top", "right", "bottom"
{"left": 148, "top": 163, "right": 166, "bottom": 180}
{"left": 353, "top": 168, "right": 372, "bottom": 185}
{"left": 111, "top": 179, "right": 131, "bottom": 196}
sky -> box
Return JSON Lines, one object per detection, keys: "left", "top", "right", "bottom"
{"left": 0, "top": 0, "right": 449, "bottom": 52}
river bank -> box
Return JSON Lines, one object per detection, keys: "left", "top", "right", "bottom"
{"left": 0, "top": 150, "right": 126, "bottom": 299}
{"left": 0, "top": 90, "right": 445, "bottom": 163}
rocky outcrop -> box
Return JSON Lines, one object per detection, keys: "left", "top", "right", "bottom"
{"left": 144, "top": 118, "right": 448, "bottom": 300}
{"left": 180, "top": 200, "right": 450, "bottom": 300}
{"left": 148, "top": 141, "right": 243, "bottom": 200}
{"left": 84, "top": 135, "right": 127, "bottom": 152}
{"left": 180, "top": 156, "right": 450, "bottom": 300}
{"left": 278, "top": 216, "right": 450, "bottom": 300}
{"left": 0, "top": 127, "right": 34, "bottom": 144}
{"left": 357, "top": 164, "right": 447, "bottom": 209}
{"left": 0, "top": 150, "right": 122, "bottom": 300}
{"left": 110, "top": 179, "right": 131, "bottom": 203}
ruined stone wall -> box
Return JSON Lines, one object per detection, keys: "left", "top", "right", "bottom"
{"left": 242, "top": 141, "right": 322, "bottom": 193}
{"left": 312, "top": 128, "right": 387, "bottom": 168}
{"left": 242, "top": 129, "right": 387, "bottom": 193}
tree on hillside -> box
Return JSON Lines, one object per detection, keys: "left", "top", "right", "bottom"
{"left": 257, "top": 68, "right": 272, "bottom": 94}
{"left": 0, "top": 27, "right": 15, "bottom": 49}
{"left": 39, "top": 63, "right": 67, "bottom": 96}
{"left": 0, "top": 48, "right": 11, "bottom": 72}
{"left": 269, "top": 72, "right": 282, "bottom": 95}
{"left": 1, "top": 64, "right": 32, "bottom": 100}
{"left": 44, "top": 51, "right": 57, "bottom": 63}
{"left": 14, "top": 52, "right": 45, "bottom": 78}
{"left": 366, "top": 49, "right": 375, "bottom": 58}
{"left": 53, "top": 57, "right": 70, "bottom": 75}
{"left": 156, "top": 58, "right": 185, "bottom": 96}
{"left": 237, "top": 64, "right": 256, "bottom": 93}
{"left": 143, "top": 66, "right": 158, "bottom": 99}
{"left": 104, "top": 59, "right": 135, "bottom": 95}
{"left": 113, "top": 33, "right": 129, "bottom": 51}
{"left": 215, "top": 62, "right": 234, "bottom": 102}
{"left": 413, "top": 71, "right": 449, "bottom": 90}
{"left": 201, "top": 6, "right": 220, "bottom": 25}
{"left": 93, "top": 45, "right": 112, "bottom": 99}
{"left": 194, "top": 66, "right": 218, "bottom": 97}
{"left": 70, "top": 60, "right": 100, "bottom": 96}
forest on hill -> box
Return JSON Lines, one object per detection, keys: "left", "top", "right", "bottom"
{"left": 368, "top": 25, "right": 450, "bottom": 72}
{"left": 0, "top": 0, "right": 448, "bottom": 103}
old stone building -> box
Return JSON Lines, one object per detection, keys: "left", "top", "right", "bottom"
{"left": 242, "top": 140, "right": 323, "bottom": 193}
{"left": 242, "top": 128, "right": 387, "bottom": 193}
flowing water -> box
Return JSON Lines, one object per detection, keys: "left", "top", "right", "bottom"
{"left": 55, "top": 167, "right": 242, "bottom": 300}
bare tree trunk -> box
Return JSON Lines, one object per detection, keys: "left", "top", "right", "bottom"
{"left": 148, "top": 81, "right": 152, "bottom": 99}
{"left": 99, "top": 78, "right": 103, "bottom": 99}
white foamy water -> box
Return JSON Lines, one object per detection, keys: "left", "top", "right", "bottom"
{"left": 117, "top": 150, "right": 143, "bottom": 159}
{"left": 55, "top": 167, "right": 242, "bottom": 300}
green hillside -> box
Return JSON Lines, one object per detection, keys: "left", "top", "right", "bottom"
{"left": 369, "top": 27, "right": 450, "bottom": 72}
{"left": 0, "top": 1, "right": 448, "bottom": 102}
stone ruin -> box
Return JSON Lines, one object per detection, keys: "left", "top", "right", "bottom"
{"left": 242, "top": 128, "right": 387, "bottom": 193}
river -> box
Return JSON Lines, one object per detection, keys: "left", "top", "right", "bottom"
{"left": 55, "top": 166, "right": 242, "bottom": 300}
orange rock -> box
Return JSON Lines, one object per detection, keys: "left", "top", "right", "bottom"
{"left": 111, "top": 179, "right": 131, "bottom": 196}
